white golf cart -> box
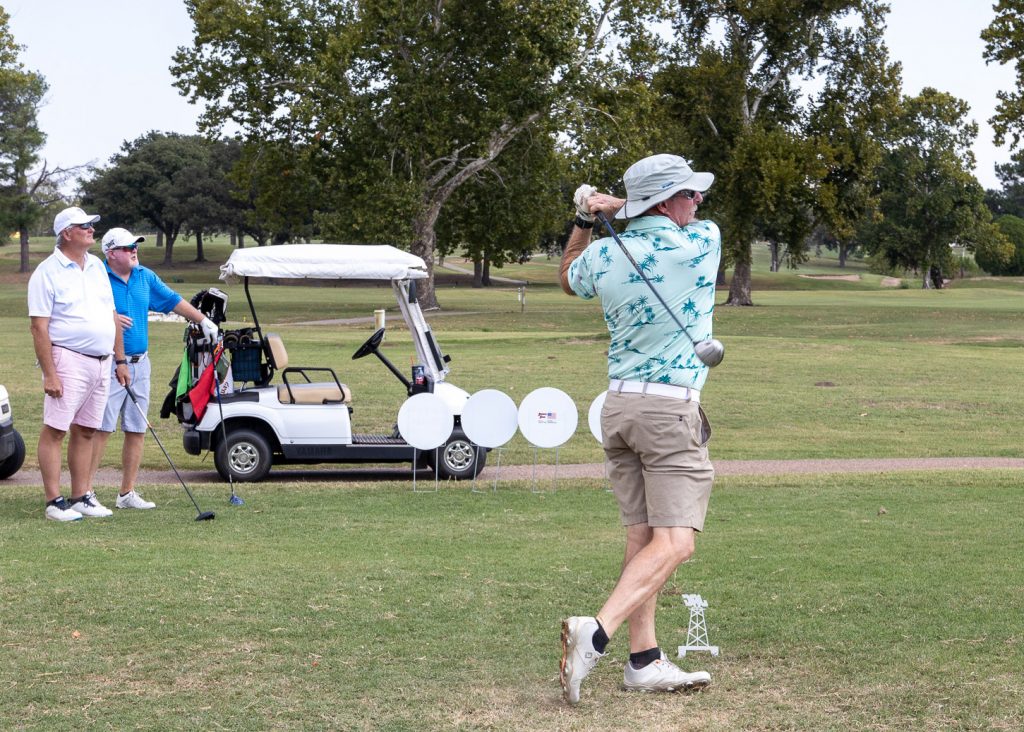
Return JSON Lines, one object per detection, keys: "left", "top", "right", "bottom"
{"left": 0, "top": 385, "right": 26, "bottom": 480}
{"left": 164, "top": 244, "right": 485, "bottom": 483}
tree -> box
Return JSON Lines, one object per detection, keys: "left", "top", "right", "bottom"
{"left": 982, "top": 0, "right": 1024, "bottom": 157}
{"left": 807, "top": 6, "right": 902, "bottom": 269}
{"left": 653, "top": 0, "right": 888, "bottom": 305}
{"left": 81, "top": 132, "right": 231, "bottom": 264}
{"left": 0, "top": 7, "right": 50, "bottom": 272}
{"left": 976, "top": 214, "right": 1024, "bottom": 275}
{"left": 984, "top": 158, "right": 1024, "bottom": 219}
{"left": 172, "top": 0, "right": 594, "bottom": 309}
{"left": 860, "top": 89, "right": 1009, "bottom": 288}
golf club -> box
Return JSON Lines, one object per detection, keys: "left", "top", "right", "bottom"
{"left": 212, "top": 348, "right": 244, "bottom": 506}
{"left": 125, "top": 384, "right": 215, "bottom": 521}
{"left": 595, "top": 211, "right": 725, "bottom": 368}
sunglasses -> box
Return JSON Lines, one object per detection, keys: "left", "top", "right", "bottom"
{"left": 73, "top": 223, "right": 95, "bottom": 230}
{"left": 676, "top": 190, "right": 699, "bottom": 200}
{"left": 113, "top": 244, "right": 139, "bottom": 252}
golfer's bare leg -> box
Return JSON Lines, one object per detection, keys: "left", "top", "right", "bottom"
{"left": 121, "top": 431, "right": 145, "bottom": 494}
{"left": 67, "top": 424, "right": 97, "bottom": 499}
{"left": 621, "top": 524, "right": 660, "bottom": 652}
{"left": 38, "top": 425, "right": 67, "bottom": 502}
{"left": 596, "top": 526, "right": 695, "bottom": 638}
{"left": 88, "top": 430, "right": 113, "bottom": 492}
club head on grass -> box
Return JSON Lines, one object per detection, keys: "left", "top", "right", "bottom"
{"left": 695, "top": 339, "right": 725, "bottom": 368}
{"left": 229, "top": 494, "right": 245, "bottom": 506}
{"left": 195, "top": 511, "right": 216, "bottom": 522}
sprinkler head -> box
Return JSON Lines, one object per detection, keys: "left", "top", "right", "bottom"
{"left": 195, "top": 511, "right": 216, "bottom": 522}
{"left": 694, "top": 339, "right": 725, "bottom": 368}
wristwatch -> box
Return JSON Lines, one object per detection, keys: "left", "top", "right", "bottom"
{"left": 115, "top": 359, "right": 128, "bottom": 365}
{"left": 574, "top": 215, "right": 594, "bottom": 229}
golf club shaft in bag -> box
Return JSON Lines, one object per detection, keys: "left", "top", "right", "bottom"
{"left": 124, "top": 384, "right": 215, "bottom": 521}
{"left": 211, "top": 350, "right": 244, "bottom": 505}
{"left": 595, "top": 212, "right": 725, "bottom": 368}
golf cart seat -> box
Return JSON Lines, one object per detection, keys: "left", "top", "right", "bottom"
{"left": 264, "top": 334, "right": 352, "bottom": 405}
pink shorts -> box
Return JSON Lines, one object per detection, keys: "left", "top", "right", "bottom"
{"left": 42, "top": 346, "right": 111, "bottom": 431}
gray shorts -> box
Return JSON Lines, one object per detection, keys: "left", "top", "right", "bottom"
{"left": 601, "top": 391, "right": 714, "bottom": 530}
{"left": 101, "top": 355, "right": 152, "bottom": 433}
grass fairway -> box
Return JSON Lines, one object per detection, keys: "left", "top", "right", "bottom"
{"left": 1, "top": 471, "right": 1022, "bottom": 730}
{"left": 2, "top": 236, "right": 1023, "bottom": 729}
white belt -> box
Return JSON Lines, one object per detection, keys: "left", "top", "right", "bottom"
{"left": 609, "top": 379, "right": 699, "bottom": 403}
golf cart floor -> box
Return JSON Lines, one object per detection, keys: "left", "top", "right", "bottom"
{"left": 351, "top": 434, "right": 407, "bottom": 445}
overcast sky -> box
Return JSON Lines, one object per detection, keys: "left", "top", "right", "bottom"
{"left": 5, "top": 0, "right": 1019, "bottom": 190}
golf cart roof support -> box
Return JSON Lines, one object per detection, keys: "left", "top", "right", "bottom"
{"left": 393, "top": 280, "right": 450, "bottom": 384}
{"left": 243, "top": 277, "right": 263, "bottom": 342}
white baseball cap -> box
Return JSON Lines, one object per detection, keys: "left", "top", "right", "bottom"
{"left": 101, "top": 227, "right": 146, "bottom": 254}
{"left": 615, "top": 154, "right": 714, "bottom": 220}
{"left": 53, "top": 206, "right": 101, "bottom": 238}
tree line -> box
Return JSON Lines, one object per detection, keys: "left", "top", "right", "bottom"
{"left": 4, "top": 1, "right": 1024, "bottom": 304}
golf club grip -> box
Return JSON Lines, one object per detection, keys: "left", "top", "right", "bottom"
{"left": 595, "top": 212, "right": 694, "bottom": 338}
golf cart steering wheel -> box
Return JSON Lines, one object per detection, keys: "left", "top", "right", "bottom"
{"left": 352, "top": 327, "right": 385, "bottom": 360}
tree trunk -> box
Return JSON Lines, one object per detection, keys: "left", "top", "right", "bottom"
{"left": 411, "top": 203, "right": 444, "bottom": 310}
{"left": 726, "top": 259, "right": 753, "bottom": 305}
{"left": 838, "top": 242, "right": 847, "bottom": 268}
{"left": 156, "top": 231, "right": 164, "bottom": 248}
{"left": 482, "top": 256, "right": 491, "bottom": 286}
{"left": 716, "top": 259, "right": 726, "bottom": 286}
{"left": 162, "top": 233, "right": 177, "bottom": 265}
{"left": 195, "top": 231, "right": 206, "bottom": 262}
{"left": 230, "top": 231, "right": 237, "bottom": 248}
{"left": 472, "top": 258, "right": 484, "bottom": 288}
{"left": 769, "top": 241, "right": 779, "bottom": 272}
{"left": 19, "top": 230, "right": 30, "bottom": 273}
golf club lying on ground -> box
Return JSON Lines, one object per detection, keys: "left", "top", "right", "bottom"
{"left": 595, "top": 211, "right": 725, "bottom": 368}
{"left": 125, "top": 384, "right": 215, "bottom": 522}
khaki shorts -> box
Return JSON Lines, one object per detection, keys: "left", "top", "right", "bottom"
{"left": 601, "top": 391, "right": 714, "bottom": 530}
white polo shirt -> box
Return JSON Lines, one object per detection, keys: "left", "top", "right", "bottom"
{"left": 28, "top": 247, "right": 116, "bottom": 357}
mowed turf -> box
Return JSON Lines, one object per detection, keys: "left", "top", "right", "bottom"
{"left": 1, "top": 236, "right": 1023, "bottom": 729}
{"left": 1, "top": 471, "right": 1022, "bottom": 730}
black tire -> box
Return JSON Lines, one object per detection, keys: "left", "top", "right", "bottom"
{"left": 214, "top": 428, "right": 273, "bottom": 482}
{"left": 426, "top": 429, "right": 486, "bottom": 481}
{"left": 0, "top": 429, "right": 26, "bottom": 480}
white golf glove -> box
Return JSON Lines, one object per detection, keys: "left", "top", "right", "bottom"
{"left": 199, "top": 317, "right": 219, "bottom": 342}
{"left": 573, "top": 184, "right": 597, "bottom": 222}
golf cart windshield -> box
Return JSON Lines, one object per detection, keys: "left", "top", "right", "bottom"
{"left": 218, "top": 243, "right": 451, "bottom": 383}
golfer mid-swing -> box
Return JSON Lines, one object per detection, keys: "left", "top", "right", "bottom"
{"left": 558, "top": 154, "right": 720, "bottom": 704}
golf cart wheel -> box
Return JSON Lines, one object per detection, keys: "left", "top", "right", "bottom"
{"left": 0, "top": 429, "right": 26, "bottom": 480}
{"left": 428, "top": 429, "right": 486, "bottom": 481}
{"left": 215, "top": 428, "right": 272, "bottom": 483}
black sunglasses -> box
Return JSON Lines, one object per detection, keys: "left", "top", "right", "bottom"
{"left": 677, "top": 190, "right": 699, "bottom": 200}
{"left": 113, "top": 244, "right": 139, "bottom": 252}
{"left": 74, "top": 222, "right": 95, "bottom": 230}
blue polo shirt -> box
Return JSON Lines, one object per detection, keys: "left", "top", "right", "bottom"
{"left": 106, "top": 263, "right": 182, "bottom": 356}
{"left": 568, "top": 215, "right": 721, "bottom": 390}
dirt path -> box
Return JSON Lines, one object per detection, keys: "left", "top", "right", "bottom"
{"left": 6, "top": 457, "right": 1024, "bottom": 488}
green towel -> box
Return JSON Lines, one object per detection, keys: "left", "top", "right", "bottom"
{"left": 175, "top": 347, "right": 190, "bottom": 399}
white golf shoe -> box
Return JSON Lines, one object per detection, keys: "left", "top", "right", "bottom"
{"left": 116, "top": 490, "right": 156, "bottom": 509}
{"left": 45, "top": 497, "right": 84, "bottom": 522}
{"left": 560, "top": 616, "right": 605, "bottom": 705}
{"left": 69, "top": 491, "right": 113, "bottom": 518}
{"left": 623, "top": 651, "right": 711, "bottom": 693}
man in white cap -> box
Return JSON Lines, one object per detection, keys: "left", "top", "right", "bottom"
{"left": 557, "top": 154, "right": 720, "bottom": 704}
{"left": 28, "top": 207, "right": 129, "bottom": 521}
{"left": 87, "top": 227, "right": 219, "bottom": 509}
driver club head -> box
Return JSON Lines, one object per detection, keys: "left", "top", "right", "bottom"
{"left": 229, "top": 494, "right": 245, "bottom": 506}
{"left": 195, "top": 511, "right": 216, "bottom": 522}
{"left": 694, "top": 339, "right": 725, "bottom": 368}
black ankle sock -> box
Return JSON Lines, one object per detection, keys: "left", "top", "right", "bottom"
{"left": 629, "top": 646, "right": 661, "bottom": 669}
{"left": 592, "top": 621, "right": 609, "bottom": 654}
{"left": 46, "top": 496, "right": 66, "bottom": 507}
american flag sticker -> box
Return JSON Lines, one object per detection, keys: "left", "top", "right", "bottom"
{"left": 537, "top": 411, "right": 558, "bottom": 424}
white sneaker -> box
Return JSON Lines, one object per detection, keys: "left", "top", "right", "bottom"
{"left": 623, "top": 652, "right": 711, "bottom": 693}
{"left": 69, "top": 491, "right": 113, "bottom": 518}
{"left": 116, "top": 490, "right": 156, "bottom": 509}
{"left": 45, "top": 497, "right": 84, "bottom": 522}
{"left": 560, "top": 616, "right": 605, "bottom": 705}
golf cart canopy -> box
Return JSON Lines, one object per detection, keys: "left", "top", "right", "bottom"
{"left": 219, "top": 244, "right": 429, "bottom": 282}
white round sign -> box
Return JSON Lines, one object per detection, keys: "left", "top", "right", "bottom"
{"left": 588, "top": 391, "right": 607, "bottom": 444}
{"left": 397, "top": 392, "right": 454, "bottom": 450}
{"left": 461, "top": 389, "right": 519, "bottom": 448}
{"left": 517, "top": 387, "right": 578, "bottom": 449}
